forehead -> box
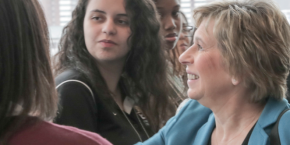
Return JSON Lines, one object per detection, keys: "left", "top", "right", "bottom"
{"left": 155, "top": 0, "right": 180, "bottom": 9}
{"left": 86, "top": 0, "right": 126, "bottom": 14}
{"left": 194, "top": 19, "right": 217, "bottom": 45}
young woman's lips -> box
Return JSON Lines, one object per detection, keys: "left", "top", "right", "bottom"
{"left": 179, "top": 43, "right": 188, "bottom": 51}
{"left": 180, "top": 43, "right": 188, "bottom": 47}
{"left": 99, "top": 39, "right": 117, "bottom": 47}
{"left": 165, "top": 33, "right": 177, "bottom": 42}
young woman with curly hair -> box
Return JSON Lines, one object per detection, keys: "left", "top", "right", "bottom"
{"left": 53, "top": 0, "right": 177, "bottom": 144}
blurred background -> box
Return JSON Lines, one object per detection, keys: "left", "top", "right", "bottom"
{"left": 37, "top": 0, "right": 290, "bottom": 56}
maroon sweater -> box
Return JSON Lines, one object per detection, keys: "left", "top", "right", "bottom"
{"left": 8, "top": 117, "right": 112, "bottom": 145}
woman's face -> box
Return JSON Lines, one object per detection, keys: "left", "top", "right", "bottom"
{"left": 155, "top": 0, "right": 181, "bottom": 49}
{"left": 176, "top": 17, "right": 191, "bottom": 54}
{"left": 83, "top": 0, "right": 131, "bottom": 64}
{"left": 179, "top": 19, "right": 233, "bottom": 106}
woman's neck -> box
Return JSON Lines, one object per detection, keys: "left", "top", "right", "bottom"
{"left": 96, "top": 60, "right": 124, "bottom": 93}
{"left": 96, "top": 60, "right": 125, "bottom": 110}
{"left": 210, "top": 95, "right": 265, "bottom": 145}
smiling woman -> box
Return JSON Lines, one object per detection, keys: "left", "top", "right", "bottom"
{"left": 136, "top": 0, "right": 290, "bottom": 145}
{"left": 53, "top": 0, "right": 177, "bottom": 144}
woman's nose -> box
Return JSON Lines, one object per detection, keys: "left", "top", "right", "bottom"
{"left": 179, "top": 45, "right": 194, "bottom": 65}
{"left": 102, "top": 19, "right": 117, "bottom": 35}
{"left": 163, "top": 15, "right": 177, "bottom": 31}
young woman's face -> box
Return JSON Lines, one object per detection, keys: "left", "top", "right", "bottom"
{"left": 177, "top": 16, "right": 191, "bottom": 53}
{"left": 83, "top": 0, "right": 131, "bottom": 64}
{"left": 155, "top": 0, "right": 181, "bottom": 49}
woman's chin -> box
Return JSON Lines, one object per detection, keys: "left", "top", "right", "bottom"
{"left": 187, "top": 90, "right": 202, "bottom": 100}
{"left": 166, "top": 41, "right": 175, "bottom": 49}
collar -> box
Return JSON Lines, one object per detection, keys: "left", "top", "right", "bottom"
{"left": 123, "top": 96, "right": 135, "bottom": 114}
{"left": 256, "top": 98, "right": 289, "bottom": 128}
{"left": 248, "top": 98, "right": 289, "bottom": 145}
{"left": 192, "top": 98, "right": 289, "bottom": 145}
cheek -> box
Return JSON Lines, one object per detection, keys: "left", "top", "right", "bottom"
{"left": 120, "top": 29, "right": 131, "bottom": 45}
{"left": 175, "top": 19, "right": 181, "bottom": 31}
{"left": 184, "top": 37, "right": 190, "bottom": 44}
{"left": 196, "top": 54, "right": 217, "bottom": 73}
{"left": 205, "top": 55, "right": 220, "bottom": 72}
{"left": 196, "top": 53, "right": 226, "bottom": 82}
{"left": 84, "top": 26, "right": 96, "bottom": 44}
{"left": 160, "top": 22, "right": 167, "bottom": 35}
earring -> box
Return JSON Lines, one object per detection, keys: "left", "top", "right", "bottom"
{"left": 232, "top": 78, "right": 238, "bottom": 85}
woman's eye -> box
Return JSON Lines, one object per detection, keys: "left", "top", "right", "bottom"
{"left": 197, "top": 44, "right": 204, "bottom": 51}
{"left": 118, "top": 20, "right": 129, "bottom": 25}
{"left": 158, "top": 12, "right": 164, "bottom": 19}
{"left": 92, "top": 16, "right": 101, "bottom": 21}
{"left": 172, "top": 11, "right": 180, "bottom": 17}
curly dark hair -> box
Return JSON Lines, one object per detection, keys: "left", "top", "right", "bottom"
{"left": 53, "top": 0, "right": 177, "bottom": 131}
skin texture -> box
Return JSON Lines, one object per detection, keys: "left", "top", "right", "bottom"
{"left": 155, "top": 0, "right": 181, "bottom": 49}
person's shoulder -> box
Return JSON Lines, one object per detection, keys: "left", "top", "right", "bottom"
{"left": 42, "top": 121, "right": 112, "bottom": 145}
{"left": 176, "top": 99, "right": 211, "bottom": 117}
{"left": 10, "top": 117, "right": 112, "bottom": 145}
{"left": 144, "top": 99, "right": 211, "bottom": 145}
{"left": 55, "top": 69, "right": 89, "bottom": 86}
{"left": 163, "top": 99, "right": 211, "bottom": 132}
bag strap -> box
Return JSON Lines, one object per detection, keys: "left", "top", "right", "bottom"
{"left": 269, "top": 108, "right": 290, "bottom": 145}
{"left": 56, "top": 79, "right": 95, "bottom": 102}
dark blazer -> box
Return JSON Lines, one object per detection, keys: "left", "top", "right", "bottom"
{"left": 54, "top": 69, "right": 153, "bottom": 145}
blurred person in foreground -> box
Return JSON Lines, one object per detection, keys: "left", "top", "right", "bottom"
{"left": 0, "top": 0, "right": 111, "bottom": 144}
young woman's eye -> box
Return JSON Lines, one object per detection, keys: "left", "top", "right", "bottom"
{"left": 158, "top": 12, "right": 164, "bottom": 19}
{"left": 92, "top": 16, "right": 101, "bottom": 21}
{"left": 117, "top": 20, "right": 129, "bottom": 25}
{"left": 172, "top": 11, "right": 180, "bottom": 18}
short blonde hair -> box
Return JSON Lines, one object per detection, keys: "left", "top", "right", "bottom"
{"left": 193, "top": 0, "right": 290, "bottom": 102}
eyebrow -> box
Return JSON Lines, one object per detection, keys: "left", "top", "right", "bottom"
{"left": 116, "top": 14, "right": 128, "bottom": 17}
{"left": 195, "top": 36, "right": 205, "bottom": 45}
{"left": 90, "top": 9, "right": 128, "bottom": 17}
{"left": 91, "top": 9, "right": 106, "bottom": 14}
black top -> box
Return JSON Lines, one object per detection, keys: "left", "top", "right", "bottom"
{"left": 207, "top": 123, "right": 256, "bottom": 145}
{"left": 54, "top": 69, "right": 154, "bottom": 145}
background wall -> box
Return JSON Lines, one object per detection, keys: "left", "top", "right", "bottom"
{"left": 37, "top": 0, "right": 290, "bottom": 56}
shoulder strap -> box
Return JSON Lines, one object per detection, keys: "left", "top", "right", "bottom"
{"left": 56, "top": 80, "right": 95, "bottom": 102}
{"left": 269, "top": 108, "right": 290, "bottom": 145}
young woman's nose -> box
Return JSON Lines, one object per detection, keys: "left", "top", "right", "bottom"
{"left": 163, "top": 15, "right": 177, "bottom": 31}
{"left": 179, "top": 32, "right": 186, "bottom": 40}
{"left": 102, "top": 19, "right": 117, "bottom": 35}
